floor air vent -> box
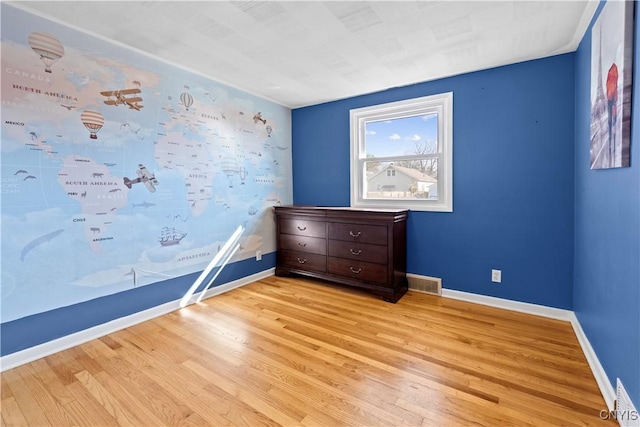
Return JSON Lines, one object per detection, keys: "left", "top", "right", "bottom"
{"left": 407, "top": 274, "right": 442, "bottom": 296}
{"left": 615, "top": 378, "right": 639, "bottom": 427}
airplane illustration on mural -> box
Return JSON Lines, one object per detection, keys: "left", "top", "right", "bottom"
{"left": 123, "top": 164, "right": 158, "bottom": 192}
{"left": 100, "top": 88, "right": 144, "bottom": 110}
{"left": 253, "top": 112, "right": 266, "bottom": 125}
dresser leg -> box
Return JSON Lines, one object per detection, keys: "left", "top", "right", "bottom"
{"left": 376, "top": 285, "right": 408, "bottom": 303}
{"left": 275, "top": 267, "right": 292, "bottom": 277}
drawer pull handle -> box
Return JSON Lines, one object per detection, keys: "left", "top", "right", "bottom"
{"left": 297, "top": 242, "right": 307, "bottom": 247}
{"left": 349, "top": 231, "right": 361, "bottom": 237}
{"left": 297, "top": 258, "right": 307, "bottom": 264}
{"left": 297, "top": 226, "right": 307, "bottom": 231}
{"left": 350, "top": 267, "right": 362, "bottom": 274}
{"left": 350, "top": 249, "right": 362, "bottom": 255}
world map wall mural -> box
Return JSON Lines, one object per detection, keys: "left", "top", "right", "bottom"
{"left": 0, "top": 5, "right": 292, "bottom": 323}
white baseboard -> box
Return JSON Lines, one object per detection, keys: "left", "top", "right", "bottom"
{"left": 0, "top": 268, "right": 274, "bottom": 373}
{"left": 569, "top": 312, "right": 616, "bottom": 411}
{"left": 441, "top": 289, "right": 574, "bottom": 321}
{"left": 441, "top": 288, "right": 615, "bottom": 411}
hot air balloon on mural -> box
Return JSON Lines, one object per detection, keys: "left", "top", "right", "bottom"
{"left": 266, "top": 125, "right": 273, "bottom": 138}
{"left": 81, "top": 110, "right": 104, "bottom": 139}
{"left": 220, "top": 157, "right": 241, "bottom": 188}
{"left": 28, "top": 32, "right": 64, "bottom": 73}
{"left": 180, "top": 91, "right": 193, "bottom": 111}
{"left": 239, "top": 167, "right": 247, "bottom": 185}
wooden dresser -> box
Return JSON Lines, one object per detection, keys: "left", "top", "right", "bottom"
{"left": 274, "top": 206, "right": 408, "bottom": 303}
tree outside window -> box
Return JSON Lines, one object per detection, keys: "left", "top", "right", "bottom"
{"left": 350, "top": 92, "right": 453, "bottom": 212}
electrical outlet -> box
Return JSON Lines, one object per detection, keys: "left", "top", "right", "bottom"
{"left": 256, "top": 250, "right": 262, "bottom": 261}
{"left": 491, "top": 269, "right": 502, "bottom": 283}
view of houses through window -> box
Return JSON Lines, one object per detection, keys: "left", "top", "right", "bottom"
{"left": 364, "top": 113, "right": 439, "bottom": 200}
{"left": 350, "top": 92, "right": 453, "bottom": 212}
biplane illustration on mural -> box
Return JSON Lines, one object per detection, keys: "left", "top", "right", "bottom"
{"left": 253, "top": 112, "right": 266, "bottom": 125}
{"left": 100, "top": 88, "right": 144, "bottom": 110}
{"left": 123, "top": 164, "right": 158, "bottom": 192}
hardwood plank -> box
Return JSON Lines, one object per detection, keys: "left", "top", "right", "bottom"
{"left": 66, "top": 347, "right": 104, "bottom": 375}
{"left": 27, "top": 359, "right": 75, "bottom": 407}
{"left": 268, "top": 386, "right": 349, "bottom": 427}
{"left": 77, "top": 338, "right": 118, "bottom": 361}
{"left": 396, "top": 396, "right": 493, "bottom": 427}
{"left": 95, "top": 354, "right": 193, "bottom": 425}
{"left": 2, "top": 368, "right": 52, "bottom": 426}
{"left": 44, "top": 350, "right": 84, "bottom": 386}
{"left": 178, "top": 412, "right": 210, "bottom": 427}
{"left": 73, "top": 370, "right": 141, "bottom": 426}
{"left": 184, "top": 359, "right": 303, "bottom": 426}
{"left": 14, "top": 363, "right": 74, "bottom": 426}
{"left": 0, "top": 397, "right": 28, "bottom": 427}
{"left": 91, "top": 369, "right": 166, "bottom": 426}
{"left": 63, "top": 381, "right": 118, "bottom": 427}
{"left": 249, "top": 279, "right": 604, "bottom": 405}
{"left": 196, "top": 374, "right": 282, "bottom": 427}
{"left": 0, "top": 276, "right": 614, "bottom": 426}
{"left": 111, "top": 345, "right": 232, "bottom": 426}
{"left": 200, "top": 303, "right": 428, "bottom": 425}
{"left": 202, "top": 305, "right": 502, "bottom": 423}
{"left": 97, "top": 335, "right": 123, "bottom": 352}
{"left": 0, "top": 377, "right": 12, "bottom": 401}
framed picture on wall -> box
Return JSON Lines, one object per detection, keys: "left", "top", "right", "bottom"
{"left": 589, "top": 0, "right": 635, "bottom": 170}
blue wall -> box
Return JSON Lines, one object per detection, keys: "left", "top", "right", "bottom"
{"left": 292, "top": 54, "right": 576, "bottom": 310}
{"left": 1, "top": 253, "right": 275, "bottom": 356}
{"left": 574, "top": 1, "right": 640, "bottom": 407}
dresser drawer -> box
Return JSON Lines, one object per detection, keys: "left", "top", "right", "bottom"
{"left": 280, "top": 218, "right": 326, "bottom": 238}
{"left": 279, "top": 234, "right": 326, "bottom": 255}
{"left": 328, "top": 257, "right": 387, "bottom": 285}
{"left": 328, "top": 240, "right": 386, "bottom": 264}
{"left": 279, "top": 250, "right": 326, "bottom": 273}
{"left": 328, "top": 222, "right": 387, "bottom": 245}
{"left": 275, "top": 206, "right": 408, "bottom": 303}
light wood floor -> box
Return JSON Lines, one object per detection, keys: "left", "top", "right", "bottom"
{"left": 1, "top": 276, "right": 612, "bottom": 426}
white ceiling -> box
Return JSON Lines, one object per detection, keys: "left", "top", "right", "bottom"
{"left": 10, "top": 1, "right": 597, "bottom": 109}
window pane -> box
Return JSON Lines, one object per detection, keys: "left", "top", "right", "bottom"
{"left": 364, "top": 113, "right": 438, "bottom": 158}
{"left": 350, "top": 91, "right": 452, "bottom": 212}
{"left": 364, "top": 160, "right": 438, "bottom": 200}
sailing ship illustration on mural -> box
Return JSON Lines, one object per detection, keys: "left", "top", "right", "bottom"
{"left": 159, "top": 226, "right": 187, "bottom": 246}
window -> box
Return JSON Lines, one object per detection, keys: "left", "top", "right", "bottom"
{"left": 350, "top": 92, "right": 453, "bottom": 212}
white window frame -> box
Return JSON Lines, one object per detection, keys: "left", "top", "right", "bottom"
{"left": 350, "top": 92, "right": 453, "bottom": 212}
